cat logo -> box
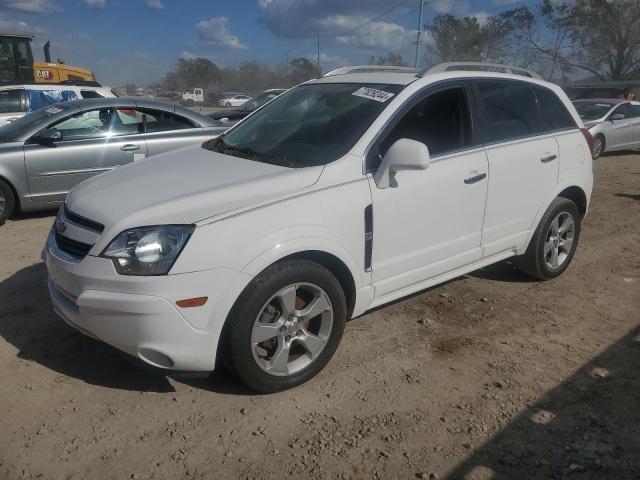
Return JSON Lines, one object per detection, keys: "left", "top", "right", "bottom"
{"left": 36, "top": 69, "right": 54, "bottom": 80}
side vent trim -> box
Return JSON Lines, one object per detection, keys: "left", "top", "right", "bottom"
{"left": 364, "top": 204, "right": 373, "bottom": 272}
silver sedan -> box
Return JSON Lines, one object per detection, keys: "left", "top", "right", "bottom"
{"left": 0, "top": 97, "right": 227, "bottom": 220}
{"left": 573, "top": 99, "right": 640, "bottom": 158}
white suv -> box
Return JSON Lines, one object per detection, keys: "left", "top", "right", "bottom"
{"left": 44, "top": 64, "right": 593, "bottom": 392}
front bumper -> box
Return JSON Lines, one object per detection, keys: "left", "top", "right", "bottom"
{"left": 44, "top": 229, "right": 247, "bottom": 371}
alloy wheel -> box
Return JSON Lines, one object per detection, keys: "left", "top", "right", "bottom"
{"left": 593, "top": 136, "right": 603, "bottom": 158}
{"left": 544, "top": 211, "right": 575, "bottom": 270}
{"left": 251, "top": 282, "right": 333, "bottom": 377}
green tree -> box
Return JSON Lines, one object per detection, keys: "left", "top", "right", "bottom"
{"left": 288, "top": 57, "right": 320, "bottom": 84}
{"left": 161, "top": 57, "right": 222, "bottom": 91}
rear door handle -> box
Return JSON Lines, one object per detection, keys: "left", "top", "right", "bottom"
{"left": 121, "top": 144, "right": 141, "bottom": 152}
{"left": 464, "top": 173, "right": 487, "bottom": 184}
{"left": 541, "top": 154, "right": 557, "bottom": 163}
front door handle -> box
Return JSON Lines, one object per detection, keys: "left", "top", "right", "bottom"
{"left": 121, "top": 144, "right": 141, "bottom": 152}
{"left": 464, "top": 173, "right": 487, "bottom": 184}
{"left": 541, "top": 154, "right": 557, "bottom": 163}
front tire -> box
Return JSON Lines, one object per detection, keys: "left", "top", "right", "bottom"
{"left": 515, "top": 197, "right": 581, "bottom": 280}
{"left": 592, "top": 134, "right": 605, "bottom": 159}
{"left": 224, "top": 260, "right": 347, "bottom": 393}
{"left": 0, "top": 179, "right": 15, "bottom": 225}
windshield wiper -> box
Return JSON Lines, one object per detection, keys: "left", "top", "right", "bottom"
{"left": 212, "top": 137, "right": 275, "bottom": 163}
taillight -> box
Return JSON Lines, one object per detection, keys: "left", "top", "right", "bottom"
{"left": 580, "top": 128, "right": 595, "bottom": 158}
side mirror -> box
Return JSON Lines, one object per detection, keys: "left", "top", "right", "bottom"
{"left": 610, "top": 113, "right": 625, "bottom": 121}
{"left": 374, "top": 138, "right": 431, "bottom": 189}
{"left": 36, "top": 128, "right": 63, "bottom": 143}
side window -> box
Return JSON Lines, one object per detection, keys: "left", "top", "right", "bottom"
{"left": 475, "top": 80, "right": 541, "bottom": 143}
{"left": 51, "top": 107, "right": 144, "bottom": 140}
{"left": 611, "top": 103, "right": 629, "bottom": 118}
{"left": 80, "top": 90, "right": 105, "bottom": 99}
{"left": 534, "top": 87, "right": 576, "bottom": 131}
{"left": 142, "top": 109, "right": 196, "bottom": 133}
{"left": 629, "top": 104, "right": 640, "bottom": 118}
{"left": 0, "top": 89, "right": 26, "bottom": 113}
{"left": 378, "top": 86, "right": 474, "bottom": 161}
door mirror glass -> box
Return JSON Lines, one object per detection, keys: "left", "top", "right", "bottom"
{"left": 36, "top": 127, "right": 62, "bottom": 143}
{"left": 610, "top": 113, "right": 625, "bottom": 121}
{"left": 374, "top": 138, "right": 430, "bottom": 189}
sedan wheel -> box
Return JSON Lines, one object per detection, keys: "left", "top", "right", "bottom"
{"left": 593, "top": 135, "right": 604, "bottom": 159}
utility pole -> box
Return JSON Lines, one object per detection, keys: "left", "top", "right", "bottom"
{"left": 317, "top": 32, "right": 321, "bottom": 75}
{"left": 414, "top": 0, "right": 425, "bottom": 68}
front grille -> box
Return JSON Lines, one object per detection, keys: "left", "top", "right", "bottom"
{"left": 63, "top": 205, "right": 104, "bottom": 233}
{"left": 54, "top": 230, "right": 92, "bottom": 258}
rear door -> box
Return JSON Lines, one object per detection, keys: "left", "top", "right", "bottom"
{"left": 23, "top": 107, "right": 148, "bottom": 203}
{"left": 472, "top": 79, "right": 559, "bottom": 257}
{"left": 626, "top": 103, "right": 640, "bottom": 148}
{"left": 137, "top": 108, "right": 219, "bottom": 157}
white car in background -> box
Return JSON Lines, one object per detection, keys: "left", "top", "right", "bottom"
{"left": 0, "top": 84, "right": 115, "bottom": 128}
{"left": 45, "top": 64, "right": 593, "bottom": 393}
{"left": 572, "top": 99, "right": 640, "bottom": 158}
{"left": 218, "top": 94, "right": 252, "bottom": 107}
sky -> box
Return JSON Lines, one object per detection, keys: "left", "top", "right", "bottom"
{"left": 0, "top": 0, "right": 539, "bottom": 86}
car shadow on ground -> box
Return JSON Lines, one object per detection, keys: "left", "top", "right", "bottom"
{"left": 614, "top": 193, "right": 640, "bottom": 202}
{"left": 0, "top": 262, "right": 257, "bottom": 395}
{"left": 468, "top": 259, "right": 539, "bottom": 284}
{"left": 8, "top": 209, "right": 57, "bottom": 222}
{"left": 445, "top": 325, "right": 640, "bottom": 480}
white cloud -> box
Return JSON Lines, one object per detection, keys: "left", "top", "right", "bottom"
{"left": 84, "top": 0, "right": 105, "bottom": 7}
{"left": 0, "top": 15, "right": 33, "bottom": 34}
{"left": 145, "top": 0, "right": 163, "bottom": 9}
{"left": 333, "top": 18, "right": 417, "bottom": 51}
{"left": 470, "top": 10, "right": 490, "bottom": 26}
{"left": 179, "top": 50, "right": 196, "bottom": 60}
{"left": 0, "top": 0, "right": 55, "bottom": 13}
{"left": 195, "top": 17, "right": 248, "bottom": 50}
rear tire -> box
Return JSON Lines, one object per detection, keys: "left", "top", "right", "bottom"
{"left": 223, "top": 259, "right": 347, "bottom": 393}
{"left": 592, "top": 134, "right": 605, "bottom": 159}
{"left": 515, "top": 197, "right": 581, "bottom": 280}
{"left": 0, "top": 179, "right": 15, "bottom": 225}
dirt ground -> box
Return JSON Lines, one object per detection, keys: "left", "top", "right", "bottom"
{"left": 0, "top": 153, "right": 639, "bottom": 480}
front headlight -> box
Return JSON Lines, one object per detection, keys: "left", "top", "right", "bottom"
{"left": 101, "top": 225, "right": 194, "bottom": 276}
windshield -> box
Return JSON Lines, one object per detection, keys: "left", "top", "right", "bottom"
{"left": 239, "top": 92, "right": 280, "bottom": 112}
{"left": 0, "top": 104, "right": 70, "bottom": 142}
{"left": 205, "top": 83, "right": 403, "bottom": 168}
{"left": 573, "top": 101, "right": 615, "bottom": 121}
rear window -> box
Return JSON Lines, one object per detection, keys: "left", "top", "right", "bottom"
{"left": 534, "top": 87, "right": 576, "bottom": 131}
{"left": 475, "top": 80, "right": 541, "bottom": 143}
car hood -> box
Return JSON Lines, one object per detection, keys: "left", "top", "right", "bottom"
{"left": 584, "top": 120, "right": 603, "bottom": 128}
{"left": 66, "top": 144, "right": 323, "bottom": 232}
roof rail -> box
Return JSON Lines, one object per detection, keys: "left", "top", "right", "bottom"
{"left": 323, "top": 65, "right": 418, "bottom": 77}
{"left": 419, "top": 62, "right": 542, "bottom": 80}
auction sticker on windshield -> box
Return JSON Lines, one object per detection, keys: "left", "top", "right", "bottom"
{"left": 352, "top": 87, "right": 395, "bottom": 103}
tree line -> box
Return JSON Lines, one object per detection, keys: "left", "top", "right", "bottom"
{"left": 424, "top": 0, "right": 640, "bottom": 81}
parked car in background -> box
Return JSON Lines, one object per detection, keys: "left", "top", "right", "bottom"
{"left": 44, "top": 64, "right": 592, "bottom": 393}
{"left": 218, "top": 93, "right": 252, "bottom": 107}
{"left": 573, "top": 99, "right": 640, "bottom": 158}
{"left": 0, "top": 97, "right": 226, "bottom": 220}
{"left": 209, "top": 88, "right": 286, "bottom": 123}
{"left": 0, "top": 84, "right": 115, "bottom": 128}
{"left": 182, "top": 88, "right": 204, "bottom": 106}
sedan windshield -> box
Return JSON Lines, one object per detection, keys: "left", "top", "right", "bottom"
{"left": 573, "top": 101, "right": 615, "bottom": 121}
{"left": 204, "top": 83, "right": 403, "bottom": 167}
{"left": 0, "top": 104, "right": 71, "bottom": 142}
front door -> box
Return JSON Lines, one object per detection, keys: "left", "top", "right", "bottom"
{"left": 368, "top": 83, "right": 488, "bottom": 300}
{"left": 24, "top": 107, "right": 148, "bottom": 203}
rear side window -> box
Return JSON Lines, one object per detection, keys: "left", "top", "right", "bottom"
{"left": 80, "top": 90, "right": 105, "bottom": 99}
{"left": 534, "top": 87, "right": 576, "bottom": 131}
{"left": 611, "top": 103, "right": 630, "bottom": 118}
{"left": 475, "top": 80, "right": 541, "bottom": 143}
{"left": 627, "top": 104, "right": 640, "bottom": 118}
{"left": 142, "top": 109, "right": 196, "bottom": 133}
{"left": 0, "top": 89, "right": 26, "bottom": 113}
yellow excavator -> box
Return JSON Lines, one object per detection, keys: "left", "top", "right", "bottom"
{"left": 0, "top": 34, "right": 99, "bottom": 86}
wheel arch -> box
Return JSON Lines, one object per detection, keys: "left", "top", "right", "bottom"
{"left": 0, "top": 172, "right": 20, "bottom": 214}
{"left": 519, "top": 183, "right": 589, "bottom": 255}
